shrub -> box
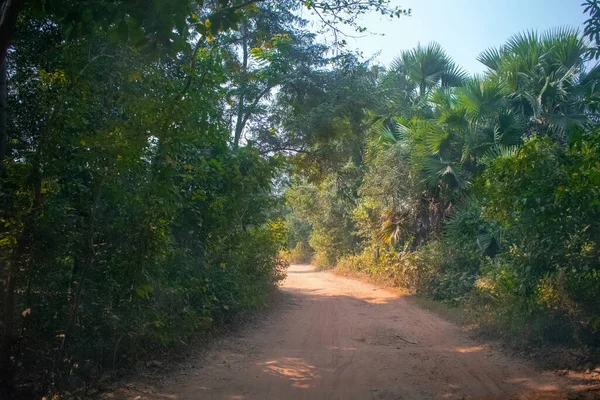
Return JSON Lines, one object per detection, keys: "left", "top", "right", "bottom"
{"left": 336, "top": 246, "right": 420, "bottom": 289}
{"left": 471, "top": 137, "right": 600, "bottom": 346}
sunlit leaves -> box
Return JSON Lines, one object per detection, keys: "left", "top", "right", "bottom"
{"left": 478, "top": 28, "right": 596, "bottom": 139}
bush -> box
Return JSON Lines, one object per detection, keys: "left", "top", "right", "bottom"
{"left": 336, "top": 246, "right": 420, "bottom": 289}
{"left": 453, "top": 137, "right": 600, "bottom": 346}
{"left": 332, "top": 136, "right": 600, "bottom": 350}
{"left": 3, "top": 142, "right": 287, "bottom": 396}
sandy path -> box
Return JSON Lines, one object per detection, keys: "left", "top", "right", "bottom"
{"left": 114, "top": 264, "right": 599, "bottom": 400}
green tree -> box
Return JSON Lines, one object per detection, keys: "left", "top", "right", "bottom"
{"left": 390, "top": 42, "right": 467, "bottom": 99}
{"left": 478, "top": 29, "right": 600, "bottom": 139}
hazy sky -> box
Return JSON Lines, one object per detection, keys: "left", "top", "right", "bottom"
{"left": 307, "top": 0, "right": 589, "bottom": 73}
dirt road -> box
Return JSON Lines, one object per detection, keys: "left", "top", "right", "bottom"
{"left": 115, "top": 264, "right": 599, "bottom": 399}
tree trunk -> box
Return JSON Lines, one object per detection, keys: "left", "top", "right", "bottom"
{"left": 0, "top": 45, "right": 13, "bottom": 397}
{"left": 53, "top": 192, "right": 98, "bottom": 383}
{"left": 0, "top": 57, "right": 7, "bottom": 160}
{"left": 0, "top": 0, "right": 25, "bottom": 66}
{"left": 233, "top": 21, "right": 249, "bottom": 149}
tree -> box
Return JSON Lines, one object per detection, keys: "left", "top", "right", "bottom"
{"left": 226, "top": 0, "right": 328, "bottom": 148}
{"left": 0, "top": 0, "right": 25, "bottom": 65}
{"left": 583, "top": 0, "right": 600, "bottom": 59}
{"left": 478, "top": 28, "right": 600, "bottom": 139}
{"left": 390, "top": 42, "right": 467, "bottom": 99}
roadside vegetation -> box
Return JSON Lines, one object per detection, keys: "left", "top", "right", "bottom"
{"left": 0, "top": 0, "right": 406, "bottom": 397}
{"left": 2, "top": 0, "right": 600, "bottom": 397}
{"left": 283, "top": 2, "right": 600, "bottom": 364}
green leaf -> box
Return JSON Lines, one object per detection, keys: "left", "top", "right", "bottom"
{"left": 135, "top": 284, "right": 153, "bottom": 299}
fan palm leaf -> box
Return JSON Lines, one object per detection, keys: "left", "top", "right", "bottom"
{"left": 393, "top": 42, "right": 467, "bottom": 98}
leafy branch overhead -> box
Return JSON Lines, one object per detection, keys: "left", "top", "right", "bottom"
{"left": 0, "top": 0, "right": 409, "bottom": 64}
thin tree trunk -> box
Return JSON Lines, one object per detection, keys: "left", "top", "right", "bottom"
{"left": 0, "top": 59, "right": 8, "bottom": 314}
{"left": 0, "top": 58, "right": 7, "bottom": 160}
{"left": 0, "top": 0, "right": 25, "bottom": 66}
{"left": 53, "top": 190, "right": 98, "bottom": 383}
{"left": 0, "top": 55, "right": 19, "bottom": 390}
{"left": 233, "top": 21, "right": 249, "bottom": 149}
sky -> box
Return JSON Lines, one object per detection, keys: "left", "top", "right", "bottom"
{"left": 307, "top": 0, "right": 590, "bottom": 74}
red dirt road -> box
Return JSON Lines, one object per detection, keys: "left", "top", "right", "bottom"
{"left": 112, "top": 264, "right": 599, "bottom": 399}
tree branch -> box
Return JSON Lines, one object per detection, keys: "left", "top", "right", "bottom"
{"left": 240, "top": 83, "right": 277, "bottom": 129}
{"left": 173, "top": 38, "right": 208, "bottom": 102}
{"left": 259, "top": 145, "right": 310, "bottom": 155}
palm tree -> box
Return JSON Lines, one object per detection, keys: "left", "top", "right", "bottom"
{"left": 478, "top": 28, "right": 600, "bottom": 139}
{"left": 391, "top": 42, "right": 468, "bottom": 98}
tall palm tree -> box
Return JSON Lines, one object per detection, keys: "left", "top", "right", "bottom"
{"left": 391, "top": 42, "right": 468, "bottom": 98}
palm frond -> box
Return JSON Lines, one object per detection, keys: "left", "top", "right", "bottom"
{"left": 396, "top": 42, "right": 466, "bottom": 97}
{"left": 441, "top": 62, "right": 469, "bottom": 88}
{"left": 457, "top": 77, "right": 505, "bottom": 122}
{"left": 478, "top": 46, "right": 503, "bottom": 71}
{"left": 481, "top": 144, "right": 520, "bottom": 165}
{"left": 423, "top": 158, "right": 469, "bottom": 191}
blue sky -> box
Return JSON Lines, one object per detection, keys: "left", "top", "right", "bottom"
{"left": 312, "top": 0, "right": 589, "bottom": 73}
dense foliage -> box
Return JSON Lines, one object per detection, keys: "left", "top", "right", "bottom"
{"left": 0, "top": 0, "right": 408, "bottom": 397}
{"left": 3, "top": 0, "right": 600, "bottom": 397}
{"left": 284, "top": 24, "right": 600, "bottom": 354}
